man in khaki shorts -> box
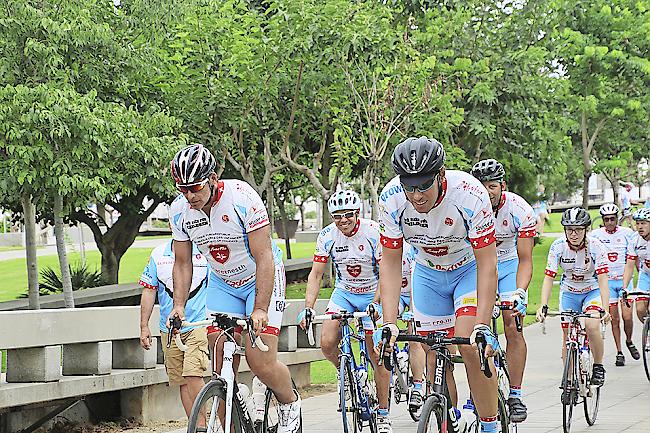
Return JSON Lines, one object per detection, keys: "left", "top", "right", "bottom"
{"left": 139, "top": 239, "right": 209, "bottom": 424}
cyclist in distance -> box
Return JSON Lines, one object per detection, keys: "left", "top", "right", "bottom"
{"left": 377, "top": 137, "right": 501, "bottom": 433}
{"left": 167, "top": 144, "right": 301, "bottom": 433}
{"left": 536, "top": 207, "right": 611, "bottom": 386}
{"left": 471, "top": 158, "right": 536, "bottom": 423}
{"left": 298, "top": 190, "right": 393, "bottom": 433}
{"left": 622, "top": 209, "right": 650, "bottom": 325}
{"left": 591, "top": 204, "right": 639, "bottom": 366}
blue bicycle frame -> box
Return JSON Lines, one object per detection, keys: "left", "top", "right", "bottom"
{"left": 339, "top": 316, "right": 375, "bottom": 423}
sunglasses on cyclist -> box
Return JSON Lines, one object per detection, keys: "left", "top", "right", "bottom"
{"left": 602, "top": 216, "right": 617, "bottom": 222}
{"left": 177, "top": 178, "right": 209, "bottom": 194}
{"left": 565, "top": 227, "right": 586, "bottom": 235}
{"left": 401, "top": 175, "right": 437, "bottom": 193}
{"left": 332, "top": 211, "right": 356, "bottom": 221}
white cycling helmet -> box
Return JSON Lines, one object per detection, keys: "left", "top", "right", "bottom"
{"left": 327, "top": 190, "right": 361, "bottom": 214}
{"left": 599, "top": 203, "right": 619, "bottom": 216}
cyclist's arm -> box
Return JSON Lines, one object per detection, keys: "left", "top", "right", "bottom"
{"left": 248, "top": 224, "right": 275, "bottom": 312}
{"left": 515, "top": 237, "right": 534, "bottom": 290}
{"left": 597, "top": 273, "right": 610, "bottom": 307}
{"left": 474, "top": 242, "right": 498, "bottom": 325}
{"left": 305, "top": 261, "right": 328, "bottom": 309}
{"left": 622, "top": 257, "right": 636, "bottom": 289}
{"left": 379, "top": 245, "right": 402, "bottom": 324}
{"left": 540, "top": 275, "right": 554, "bottom": 306}
{"left": 172, "top": 240, "right": 193, "bottom": 309}
{"left": 140, "top": 288, "right": 156, "bottom": 330}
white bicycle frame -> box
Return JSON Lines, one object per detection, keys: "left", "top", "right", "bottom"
{"left": 179, "top": 318, "right": 269, "bottom": 433}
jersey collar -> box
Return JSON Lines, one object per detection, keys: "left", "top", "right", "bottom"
{"left": 210, "top": 180, "right": 225, "bottom": 208}
{"left": 566, "top": 238, "right": 587, "bottom": 251}
{"left": 431, "top": 177, "right": 448, "bottom": 209}
{"left": 497, "top": 193, "right": 506, "bottom": 211}
{"left": 605, "top": 226, "right": 618, "bottom": 234}
{"left": 344, "top": 219, "right": 361, "bottom": 237}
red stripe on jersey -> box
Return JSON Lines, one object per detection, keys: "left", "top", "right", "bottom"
{"left": 380, "top": 235, "right": 403, "bottom": 249}
{"left": 138, "top": 280, "right": 157, "bottom": 290}
{"left": 469, "top": 230, "right": 496, "bottom": 249}
{"left": 518, "top": 229, "right": 537, "bottom": 238}
{"left": 261, "top": 326, "right": 280, "bottom": 337}
{"left": 455, "top": 306, "right": 477, "bottom": 317}
{"left": 545, "top": 269, "right": 557, "bottom": 278}
{"left": 596, "top": 267, "right": 609, "bottom": 275}
{"left": 627, "top": 254, "right": 638, "bottom": 260}
{"left": 313, "top": 255, "right": 329, "bottom": 263}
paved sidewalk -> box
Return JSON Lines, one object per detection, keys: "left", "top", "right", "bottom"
{"left": 152, "top": 316, "right": 649, "bottom": 433}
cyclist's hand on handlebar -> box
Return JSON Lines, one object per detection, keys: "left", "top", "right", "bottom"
{"left": 372, "top": 323, "right": 399, "bottom": 353}
{"left": 600, "top": 309, "right": 612, "bottom": 324}
{"left": 512, "top": 288, "right": 527, "bottom": 317}
{"left": 167, "top": 307, "right": 185, "bottom": 335}
{"left": 366, "top": 302, "right": 382, "bottom": 321}
{"left": 536, "top": 306, "right": 546, "bottom": 323}
{"left": 251, "top": 308, "right": 269, "bottom": 336}
{"left": 297, "top": 308, "right": 315, "bottom": 330}
{"left": 140, "top": 325, "right": 152, "bottom": 350}
{"left": 470, "top": 324, "right": 499, "bottom": 358}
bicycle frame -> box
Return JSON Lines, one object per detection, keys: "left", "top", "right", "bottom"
{"left": 339, "top": 317, "right": 375, "bottom": 422}
{"left": 563, "top": 315, "right": 591, "bottom": 398}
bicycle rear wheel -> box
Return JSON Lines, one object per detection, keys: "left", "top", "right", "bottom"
{"left": 416, "top": 395, "right": 444, "bottom": 433}
{"left": 642, "top": 316, "right": 650, "bottom": 382}
{"left": 261, "top": 379, "right": 302, "bottom": 433}
{"left": 561, "top": 349, "right": 577, "bottom": 433}
{"left": 340, "top": 358, "right": 360, "bottom": 433}
{"left": 188, "top": 379, "right": 244, "bottom": 433}
{"left": 497, "top": 387, "right": 511, "bottom": 432}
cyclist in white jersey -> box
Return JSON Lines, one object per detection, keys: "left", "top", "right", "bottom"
{"left": 167, "top": 144, "right": 301, "bottom": 433}
{"left": 591, "top": 203, "right": 639, "bottom": 366}
{"left": 623, "top": 209, "right": 650, "bottom": 325}
{"left": 377, "top": 137, "right": 500, "bottom": 433}
{"left": 471, "top": 159, "right": 535, "bottom": 423}
{"left": 536, "top": 208, "right": 611, "bottom": 386}
{"left": 298, "top": 190, "right": 393, "bottom": 433}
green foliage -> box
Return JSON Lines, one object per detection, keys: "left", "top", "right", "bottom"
{"left": 38, "top": 263, "right": 106, "bottom": 294}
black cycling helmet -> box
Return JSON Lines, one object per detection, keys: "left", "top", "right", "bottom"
{"left": 171, "top": 144, "right": 216, "bottom": 185}
{"left": 391, "top": 136, "right": 445, "bottom": 185}
{"left": 471, "top": 159, "right": 505, "bottom": 183}
{"left": 561, "top": 207, "right": 591, "bottom": 227}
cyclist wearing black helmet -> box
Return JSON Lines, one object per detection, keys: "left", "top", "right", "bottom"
{"left": 471, "top": 158, "right": 536, "bottom": 423}
{"left": 622, "top": 209, "right": 650, "bottom": 325}
{"left": 536, "top": 207, "right": 611, "bottom": 386}
{"left": 168, "top": 144, "right": 301, "bottom": 433}
{"left": 377, "top": 136, "right": 500, "bottom": 433}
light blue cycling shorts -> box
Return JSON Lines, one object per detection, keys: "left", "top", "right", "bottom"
{"left": 326, "top": 288, "right": 376, "bottom": 331}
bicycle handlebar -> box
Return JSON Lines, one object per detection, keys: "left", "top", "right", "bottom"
{"left": 182, "top": 315, "right": 269, "bottom": 352}
{"left": 492, "top": 301, "right": 523, "bottom": 332}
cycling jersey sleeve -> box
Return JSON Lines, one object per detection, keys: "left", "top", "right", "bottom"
{"left": 466, "top": 191, "right": 496, "bottom": 249}
{"left": 378, "top": 179, "right": 405, "bottom": 249}
{"left": 313, "top": 226, "right": 332, "bottom": 263}
{"left": 545, "top": 239, "right": 562, "bottom": 278}
{"left": 169, "top": 196, "right": 190, "bottom": 242}
{"left": 627, "top": 232, "right": 640, "bottom": 260}
{"left": 238, "top": 183, "right": 271, "bottom": 233}
{"left": 514, "top": 196, "right": 537, "bottom": 238}
{"left": 138, "top": 256, "right": 159, "bottom": 290}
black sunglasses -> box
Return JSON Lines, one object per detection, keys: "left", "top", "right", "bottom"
{"left": 401, "top": 175, "right": 437, "bottom": 193}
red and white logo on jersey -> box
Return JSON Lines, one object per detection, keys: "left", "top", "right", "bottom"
{"left": 445, "top": 217, "right": 453, "bottom": 226}
{"left": 347, "top": 265, "right": 362, "bottom": 277}
{"left": 401, "top": 277, "right": 408, "bottom": 288}
{"left": 423, "top": 246, "right": 449, "bottom": 257}
{"left": 359, "top": 245, "right": 364, "bottom": 251}
{"left": 209, "top": 244, "right": 230, "bottom": 264}
{"left": 608, "top": 252, "right": 618, "bottom": 262}
{"left": 222, "top": 214, "right": 230, "bottom": 223}
{"left": 572, "top": 274, "right": 584, "bottom": 281}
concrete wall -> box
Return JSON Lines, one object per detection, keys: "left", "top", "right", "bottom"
{"left": 0, "top": 232, "right": 23, "bottom": 247}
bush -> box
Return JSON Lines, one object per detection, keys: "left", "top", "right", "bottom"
{"left": 20, "top": 262, "right": 107, "bottom": 297}
{"left": 305, "top": 210, "right": 317, "bottom": 219}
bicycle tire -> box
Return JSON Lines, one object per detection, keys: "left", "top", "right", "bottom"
{"left": 340, "top": 358, "right": 360, "bottom": 433}
{"left": 261, "top": 379, "right": 302, "bottom": 433}
{"left": 641, "top": 314, "right": 650, "bottom": 380}
{"left": 187, "top": 379, "right": 245, "bottom": 433}
{"left": 497, "top": 387, "right": 511, "bottom": 432}
{"left": 561, "top": 348, "right": 576, "bottom": 433}
{"left": 416, "top": 395, "right": 444, "bottom": 433}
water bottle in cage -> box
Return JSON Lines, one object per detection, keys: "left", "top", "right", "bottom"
{"left": 356, "top": 367, "right": 369, "bottom": 394}
{"left": 396, "top": 350, "right": 409, "bottom": 372}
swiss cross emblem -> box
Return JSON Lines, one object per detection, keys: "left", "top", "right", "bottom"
{"left": 347, "top": 265, "right": 362, "bottom": 277}
{"left": 445, "top": 217, "right": 453, "bottom": 226}
{"left": 222, "top": 214, "right": 230, "bottom": 223}
{"left": 608, "top": 252, "right": 618, "bottom": 262}
{"left": 359, "top": 245, "right": 364, "bottom": 251}
{"left": 209, "top": 244, "right": 230, "bottom": 264}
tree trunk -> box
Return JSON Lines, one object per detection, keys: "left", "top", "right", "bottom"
{"left": 266, "top": 184, "right": 275, "bottom": 237}
{"left": 21, "top": 191, "right": 39, "bottom": 309}
{"left": 100, "top": 247, "right": 120, "bottom": 284}
{"left": 274, "top": 190, "right": 292, "bottom": 259}
{"left": 299, "top": 203, "right": 305, "bottom": 231}
{"left": 582, "top": 170, "right": 591, "bottom": 209}
{"left": 365, "top": 163, "right": 380, "bottom": 220}
{"left": 54, "top": 193, "right": 74, "bottom": 308}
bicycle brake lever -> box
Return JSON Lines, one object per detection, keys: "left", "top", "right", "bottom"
{"left": 474, "top": 333, "right": 492, "bottom": 378}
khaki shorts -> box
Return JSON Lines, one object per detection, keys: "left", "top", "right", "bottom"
{"left": 161, "top": 327, "right": 209, "bottom": 385}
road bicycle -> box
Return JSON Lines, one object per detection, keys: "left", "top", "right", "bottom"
{"left": 389, "top": 312, "right": 420, "bottom": 421}
{"left": 176, "top": 313, "right": 301, "bottom": 433}
{"left": 623, "top": 291, "right": 650, "bottom": 382}
{"left": 379, "top": 329, "right": 504, "bottom": 433}
{"left": 305, "top": 309, "right": 378, "bottom": 433}
{"left": 541, "top": 307, "right": 602, "bottom": 433}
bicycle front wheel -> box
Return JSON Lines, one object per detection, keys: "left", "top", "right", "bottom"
{"left": 416, "top": 395, "right": 444, "bottom": 433}
{"left": 497, "top": 387, "right": 511, "bottom": 432}
{"left": 561, "top": 349, "right": 577, "bottom": 433}
{"left": 340, "top": 358, "right": 360, "bottom": 433}
{"left": 188, "top": 379, "right": 245, "bottom": 433}
{"left": 261, "top": 379, "right": 302, "bottom": 433}
{"left": 641, "top": 313, "right": 650, "bottom": 380}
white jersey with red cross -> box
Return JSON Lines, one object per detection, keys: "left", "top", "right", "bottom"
{"left": 628, "top": 232, "right": 650, "bottom": 278}
{"left": 494, "top": 191, "right": 537, "bottom": 263}
{"left": 313, "top": 218, "right": 381, "bottom": 294}
{"left": 378, "top": 170, "right": 496, "bottom": 271}
{"left": 590, "top": 226, "right": 636, "bottom": 280}
{"left": 401, "top": 242, "right": 414, "bottom": 295}
{"left": 545, "top": 236, "right": 610, "bottom": 293}
{"left": 169, "top": 179, "right": 282, "bottom": 288}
